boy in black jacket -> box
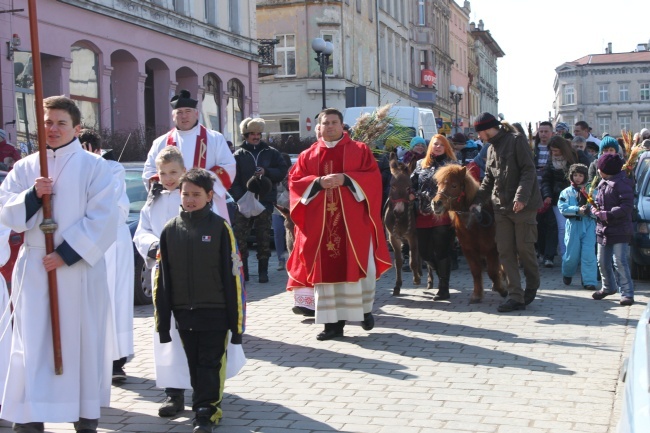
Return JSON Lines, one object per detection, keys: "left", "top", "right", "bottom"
{"left": 155, "top": 168, "right": 245, "bottom": 433}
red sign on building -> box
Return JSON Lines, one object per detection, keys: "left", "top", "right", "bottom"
{"left": 421, "top": 69, "right": 436, "bottom": 88}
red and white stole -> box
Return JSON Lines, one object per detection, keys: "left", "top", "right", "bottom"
{"left": 166, "top": 125, "right": 208, "bottom": 168}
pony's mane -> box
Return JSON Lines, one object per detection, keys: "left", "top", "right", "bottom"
{"left": 434, "top": 164, "right": 479, "bottom": 205}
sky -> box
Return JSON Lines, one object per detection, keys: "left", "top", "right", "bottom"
{"left": 468, "top": 0, "right": 649, "bottom": 126}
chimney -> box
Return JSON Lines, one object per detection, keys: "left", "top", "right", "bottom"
{"left": 608, "top": 42, "right": 612, "bottom": 54}
{"left": 478, "top": 19, "right": 484, "bottom": 31}
{"left": 469, "top": 22, "right": 475, "bottom": 31}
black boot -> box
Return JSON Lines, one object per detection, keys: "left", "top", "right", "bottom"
{"left": 192, "top": 407, "right": 216, "bottom": 433}
{"left": 258, "top": 258, "right": 269, "bottom": 283}
{"left": 433, "top": 258, "right": 451, "bottom": 301}
{"left": 242, "top": 257, "right": 249, "bottom": 282}
{"left": 361, "top": 312, "right": 375, "bottom": 331}
{"left": 158, "top": 389, "right": 184, "bottom": 417}
{"left": 316, "top": 321, "right": 345, "bottom": 340}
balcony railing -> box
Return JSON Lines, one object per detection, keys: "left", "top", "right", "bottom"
{"left": 258, "top": 39, "right": 280, "bottom": 77}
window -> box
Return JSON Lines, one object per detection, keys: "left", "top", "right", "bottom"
{"left": 356, "top": 0, "right": 361, "bottom": 13}
{"left": 641, "top": 114, "right": 650, "bottom": 130}
{"left": 418, "top": 0, "right": 425, "bottom": 26}
{"left": 369, "top": 0, "right": 373, "bottom": 21}
{"left": 229, "top": 0, "right": 239, "bottom": 34}
{"left": 598, "top": 84, "right": 608, "bottom": 103}
{"left": 173, "top": 0, "right": 186, "bottom": 14}
{"left": 226, "top": 79, "right": 244, "bottom": 144}
{"left": 275, "top": 35, "right": 296, "bottom": 77}
{"left": 261, "top": 114, "right": 300, "bottom": 145}
{"left": 322, "top": 33, "right": 335, "bottom": 76}
{"left": 597, "top": 116, "right": 610, "bottom": 136}
{"left": 619, "top": 115, "right": 631, "bottom": 132}
{"left": 619, "top": 83, "right": 629, "bottom": 102}
{"left": 204, "top": 0, "right": 217, "bottom": 25}
{"left": 202, "top": 74, "right": 221, "bottom": 132}
{"left": 641, "top": 83, "right": 650, "bottom": 101}
{"left": 563, "top": 85, "right": 575, "bottom": 105}
{"left": 70, "top": 44, "right": 100, "bottom": 128}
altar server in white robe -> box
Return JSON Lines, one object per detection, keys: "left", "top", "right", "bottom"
{"left": 0, "top": 96, "right": 118, "bottom": 433}
{"left": 0, "top": 224, "right": 12, "bottom": 401}
{"left": 143, "top": 89, "right": 236, "bottom": 223}
{"left": 79, "top": 129, "right": 134, "bottom": 382}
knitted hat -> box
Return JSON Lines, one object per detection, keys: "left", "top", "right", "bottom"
{"left": 567, "top": 163, "right": 588, "bottom": 182}
{"left": 597, "top": 153, "right": 624, "bottom": 175}
{"left": 240, "top": 117, "right": 266, "bottom": 136}
{"left": 599, "top": 135, "right": 620, "bottom": 155}
{"left": 409, "top": 136, "right": 427, "bottom": 149}
{"left": 473, "top": 112, "right": 500, "bottom": 132}
{"left": 170, "top": 89, "right": 197, "bottom": 109}
{"left": 451, "top": 132, "right": 467, "bottom": 144}
{"left": 642, "top": 139, "right": 650, "bottom": 150}
{"left": 555, "top": 122, "right": 569, "bottom": 133}
{"left": 641, "top": 128, "right": 650, "bottom": 140}
{"left": 586, "top": 141, "right": 599, "bottom": 153}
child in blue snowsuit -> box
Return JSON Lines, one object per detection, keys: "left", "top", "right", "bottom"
{"left": 558, "top": 163, "right": 598, "bottom": 290}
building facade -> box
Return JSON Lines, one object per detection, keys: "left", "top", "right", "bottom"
{"left": 554, "top": 45, "right": 650, "bottom": 137}
{"left": 470, "top": 19, "right": 503, "bottom": 118}
{"left": 1, "top": 0, "right": 259, "bottom": 153}
{"left": 449, "top": 0, "right": 470, "bottom": 134}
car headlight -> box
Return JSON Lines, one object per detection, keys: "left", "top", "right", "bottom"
{"left": 637, "top": 222, "right": 649, "bottom": 234}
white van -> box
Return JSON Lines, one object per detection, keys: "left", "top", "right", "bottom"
{"left": 342, "top": 106, "right": 438, "bottom": 145}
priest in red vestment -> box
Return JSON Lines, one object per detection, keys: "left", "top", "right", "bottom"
{"left": 286, "top": 108, "right": 392, "bottom": 341}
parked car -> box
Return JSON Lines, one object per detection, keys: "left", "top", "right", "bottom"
{"left": 630, "top": 150, "right": 650, "bottom": 279}
{"left": 617, "top": 301, "right": 650, "bottom": 432}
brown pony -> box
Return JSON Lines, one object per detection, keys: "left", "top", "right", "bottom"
{"left": 383, "top": 153, "right": 426, "bottom": 295}
{"left": 431, "top": 165, "right": 507, "bottom": 303}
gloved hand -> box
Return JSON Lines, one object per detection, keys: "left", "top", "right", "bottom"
{"left": 594, "top": 210, "right": 608, "bottom": 222}
{"left": 147, "top": 241, "right": 160, "bottom": 259}
{"left": 159, "top": 331, "right": 171, "bottom": 344}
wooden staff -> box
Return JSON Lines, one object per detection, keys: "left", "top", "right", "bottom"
{"left": 27, "top": 0, "right": 62, "bottom": 375}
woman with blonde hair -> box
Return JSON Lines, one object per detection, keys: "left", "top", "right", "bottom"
{"left": 410, "top": 134, "right": 459, "bottom": 300}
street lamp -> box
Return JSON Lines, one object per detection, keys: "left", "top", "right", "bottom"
{"left": 312, "top": 37, "right": 334, "bottom": 110}
{"left": 449, "top": 84, "right": 464, "bottom": 135}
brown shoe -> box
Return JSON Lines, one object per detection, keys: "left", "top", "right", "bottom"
{"left": 592, "top": 290, "right": 616, "bottom": 300}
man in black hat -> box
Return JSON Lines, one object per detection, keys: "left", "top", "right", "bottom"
{"left": 229, "top": 117, "right": 288, "bottom": 283}
{"left": 143, "top": 89, "right": 236, "bottom": 223}
{"left": 471, "top": 112, "right": 542, "bottom": 313}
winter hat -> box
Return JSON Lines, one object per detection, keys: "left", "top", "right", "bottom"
{"left": 473, "top": 112, "right": 500, "bottom": 132}
{"left": 246, "top": 173, "right": 272, "bottom": 196}
{"left": 0, "top": 129, "right": 7, "bottom": 142}
{"left": 396, "top": 146, "right": 407, "bottom": 160}
{"left": 597, "top": 153, "right": 624, "bottom": 175}
{"left": 409, "top": 136, "right": 427, "bottom": 149}
{"left": 586, "top": 141, "right": 599, "bottom": 153}
{"left": 451, "top": 132, "right": 467, "bottom": 145}
{"left": 568, "top": 163, "right": 588, "bottom": 183}
{"left": 240, "top": 117, "right": 266, "bottom": 136}
{"left": 641, "top": 128, "right": 650, "bottom": 140}
{"left": 170, "top": 89, "right": 198, "bottom": 109}
{"left": 555, "top": 122, "right": 569, "bottom": 133}
{"left": 465, "top": 139, "right": 478, "bottom": 149}
{"left": 642, "top": 139, "right": 650, "bottom": 150}
{"left": 599, "top": 135, "right": 620, "bottom": 155}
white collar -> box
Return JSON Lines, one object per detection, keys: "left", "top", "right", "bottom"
{"left": 324, "top": 136, "right": 343, "bottom": 148}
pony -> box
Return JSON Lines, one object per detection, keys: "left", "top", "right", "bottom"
{"left": 383, "top": 153, "right": 427, "bottom": 295}
{"left": 431, "top": 165, "right": 507, "bottom": 303}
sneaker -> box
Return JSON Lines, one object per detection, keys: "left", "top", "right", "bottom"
{"left": 620, "top": 296, "right": 635, "bottom": 306}
{"left": 544, "top": 259, "right": 553, "bottom": 268}
{"left": 276, "top": 258, "right": 285, "bottom": 271}
{"left": 112, "top": 366, "right": 127, "bottom": 382}
{"left": 592, "top": 289, "right": 616, "bottom": 300}
{"left": 562, "top": 276, "right": 572, "bottom": 286}
{"left": 158, "top": 394, "right": 184, "bottom": 417}
{"left": 497, "top": 299, "right": 526, "bottom": 312}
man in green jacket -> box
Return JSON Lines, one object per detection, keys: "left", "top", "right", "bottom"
{"left": 471, "top": 112, "right": 542, "bottom": 312}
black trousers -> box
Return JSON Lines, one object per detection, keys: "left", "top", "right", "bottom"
{"left": 177, "top": 329, "right": 228, "bottom": 411}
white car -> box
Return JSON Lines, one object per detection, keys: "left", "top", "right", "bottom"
{"left": 618, "top": 302, "right": 650, "bottom": 432}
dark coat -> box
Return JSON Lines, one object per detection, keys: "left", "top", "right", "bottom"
{"left": 595, "top": 171, "right": 634, "bottom": 245}
{"left": 475, "top": 129, "right": 542, "bottom": 214}
{"left": 229, "top": 141, "right": 288, "bottom": 211}
{"left": 541, "top": 153, "right": 591, "bottom": 205}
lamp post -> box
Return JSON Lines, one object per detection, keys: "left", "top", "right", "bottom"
{"left": 449, "top": 84, "right": 464, "bottom": 135}
{"left": 312, "top": 37, "right": 334, "bottom": 110}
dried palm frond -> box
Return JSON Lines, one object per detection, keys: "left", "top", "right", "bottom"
{"left": 350, "top": 104, "right": 413, "bottom": 156}
{"left": 623, "top": 145, "right": 643, "bottom": 177}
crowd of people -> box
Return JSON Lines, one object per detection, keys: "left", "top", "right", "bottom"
{"left": 0, "top": 90, "right": 648, "bottom": 433}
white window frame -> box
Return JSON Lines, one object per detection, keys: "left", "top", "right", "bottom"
{"left": 619, "top": 83, "right": 629, "bottom": 102}
{"left": 598, "top": 84, "right": 608, "bottom": 103}
{"left": 640, "top": 114, "right": 650, "bottom": 130}
{"left": 564, "top": 85, "right": 575, "bottom": 105}
{"left": 418, "top": 0, "right": 425, "bottom": 26}
{"left": 597, "top": 116, "right": 610, "bottom": 136}
{"left": 641, "top": 83, "right": 650, "bottom": 101}
{"left": 321, "top": 32, "right": 339, "bottom": 78}
{"left": 274, "top": 34, "right": 296, "bottom": 77}
{"left": 619, "top": 115, "right": 631, "bottom": 132}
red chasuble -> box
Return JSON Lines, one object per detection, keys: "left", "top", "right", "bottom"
{"left": 286, "top": 134, "right": 391, "bottom": 290}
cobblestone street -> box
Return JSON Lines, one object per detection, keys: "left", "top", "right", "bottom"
{"left": 1, "top": 255, "right": 647, "bottom": 433}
